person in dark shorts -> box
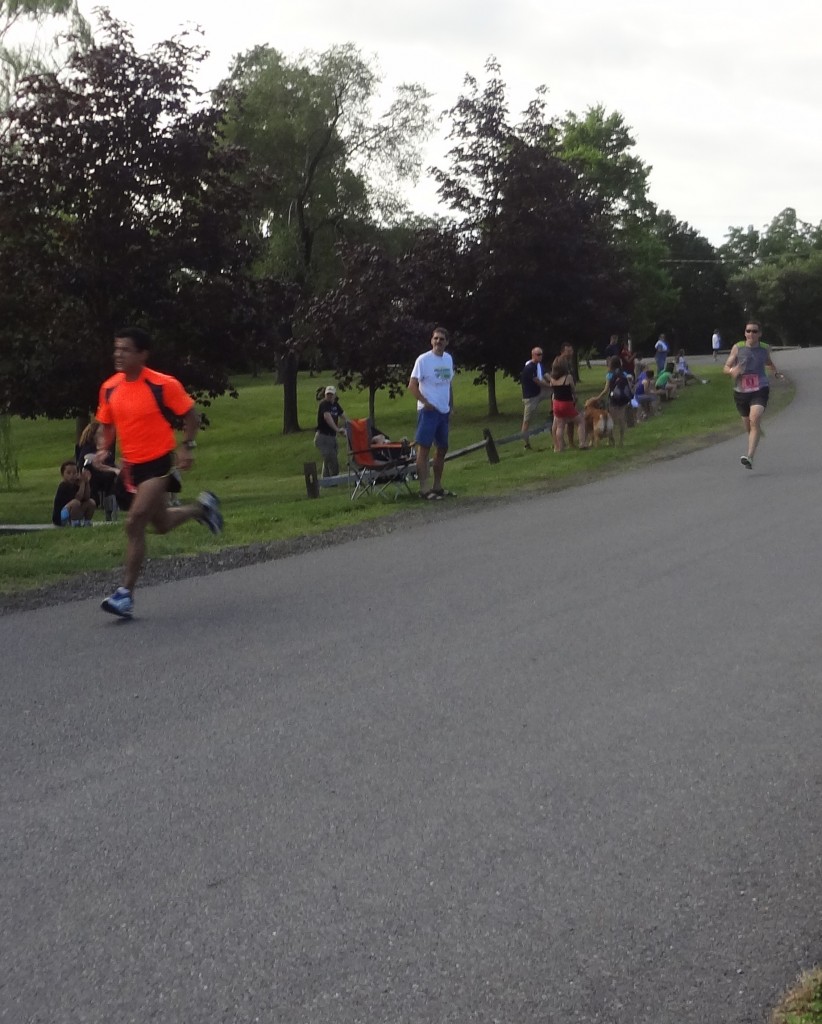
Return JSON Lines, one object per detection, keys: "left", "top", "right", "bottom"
{"left": 723, "top": 319, "right": 784, "bottom": 470}
{"left": 92, "top": 326, "right": 223, "bottom": 618}
{"left": 52, "top": 460, "right": 96, "bottom": 527}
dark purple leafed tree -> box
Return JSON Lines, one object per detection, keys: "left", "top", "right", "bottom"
{"left": 0, "top": 12, "right": 278, "bottom": 422}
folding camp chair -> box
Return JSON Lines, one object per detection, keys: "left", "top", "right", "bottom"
{"left": 345, "top": 418, "right": 416, "bottom": 500}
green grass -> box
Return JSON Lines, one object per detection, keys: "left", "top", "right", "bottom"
{"left": 0, "top": 363, "right": 793, "bottom": 594}
{"left": 772, "top": 968, "right": 822, "bottom": 1024}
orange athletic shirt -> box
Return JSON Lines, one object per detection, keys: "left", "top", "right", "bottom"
{"left": 95, "top": 367, "right": 194, "bottom": 464}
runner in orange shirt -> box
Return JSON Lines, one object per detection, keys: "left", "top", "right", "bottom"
{"left": 93, "top": 327, "right": 222, "bottom": 618}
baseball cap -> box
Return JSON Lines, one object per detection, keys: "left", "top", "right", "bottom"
{"left": 325, "top": 386, "right": 336, "bottom": 396}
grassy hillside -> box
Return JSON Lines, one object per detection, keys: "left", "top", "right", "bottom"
{"left": 0, "top": 362, "right": 788, "bottom": 593}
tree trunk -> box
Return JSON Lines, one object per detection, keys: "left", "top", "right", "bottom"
{"left": 280, "top": 352, "right": 301, "bottom": 434}
{"left": 486, "top": 364, "right": 499, "bottom": 416}
{"left": 75, "top": 413, "right": 90, "bottom": 443}
{"left": 368, "top": 384, "right": 377, "bottom": 424}
{"left": 0, "top": 414, "right": 20, "bottom": 490}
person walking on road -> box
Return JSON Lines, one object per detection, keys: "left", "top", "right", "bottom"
{"left": 409, "top": 326, "right": 454, "bottom": 500}
{"left": 723, "top": 319, "right": 784, "bottom": 470}
{"left": 711, "top": 328, "right": 722, "bottom": 361}
{"left": 93, "top": 326, "right": 223, "bottom": 618}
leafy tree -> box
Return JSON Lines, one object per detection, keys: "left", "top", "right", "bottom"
{"left": 720, "top": 224, "right": 761, "bottom": 271}
{"left": 433, "top": 60, "right": 544, "bottom": 415}
{"left": 0, "top": 12, "right": 275, "bottom": 422}
{"left": 0, "top": 0, "right": 91, "bottom": 479}
{"left": 558, "top": 104, "right": 653, "bottom": 220}
{"left": 758, "top": 207, "right": 822, "bottom": 261}
{"left": 557, "top": 104, "right": 677, "bottom": 348}
{"left": 727, "top": 255, "right": 822, "bottom": 348}
{"left": 304, "top": 241, "right": 426, "bottom": 422}
{"left": 432, "top": 60, "right": 626, "bottom": 413}
{"left": 1, "top": 0, "right": 91, "bottom": 122}
{"left": 0, "top": 410, "right": 18, "bottom": 487}
{"left": 398, "top": 221, "right": 468, "bottom": 343}
{"left": 304, "top": 217, "right": 474, "bottom": 422}
{"left": 721, "top": 208, "right": 822, "bottom": 346}
{"left": 215, "top": 44, "right": 434, "bottom": 432}
{"left": 614, "top": 226, "right": 678, "bottom": 354}
{"left": 654, "top": 211, "right": 741, "bottom": 353}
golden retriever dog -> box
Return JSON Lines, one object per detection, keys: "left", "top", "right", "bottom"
{"left": 583, "top": 398, "right": 615, "bottom": 447}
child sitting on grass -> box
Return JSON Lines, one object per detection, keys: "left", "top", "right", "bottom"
{"left": 52, "top": 460, "right": 96, "bottom": 527}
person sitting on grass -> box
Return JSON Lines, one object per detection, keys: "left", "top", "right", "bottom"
{"left": 675, "top": 350, "right": 706, "bottom": 386}
{"left": 654, "top": 365, "right": 679, "bottom": 400}
{"left": 633, "top": 370, "right": 661, "bottom": 420}
{"left": 52, "top": 460, "right": 96, "bottom": 527}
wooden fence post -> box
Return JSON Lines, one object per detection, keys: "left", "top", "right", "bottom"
{"left": 483, "top": 429, "right": 500, "bottom": 464}
{"left": 304, "top": 461, "right": 320, "bottom": 499}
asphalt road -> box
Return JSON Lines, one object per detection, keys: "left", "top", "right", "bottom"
{"left": 2, "top": 349, "right": 821, "bottom": 1024}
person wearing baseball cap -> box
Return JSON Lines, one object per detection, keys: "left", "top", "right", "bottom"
{"left": 314, "top": 385, "right": 346, "bottom": 478}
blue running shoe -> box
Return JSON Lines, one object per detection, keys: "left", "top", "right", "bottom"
{"left": 101, "top": 587, "right": 134, "bottom": 618}
{"left": 196, "top": 491, "right": 223, "bottom": 535}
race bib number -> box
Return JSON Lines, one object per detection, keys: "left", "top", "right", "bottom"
{"left": 740, "top": 373, "right": 759, "bottom": 393}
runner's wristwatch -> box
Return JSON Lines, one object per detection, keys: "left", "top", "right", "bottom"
{"left": 182, "top": 440, "right": 197, "bottom": 450}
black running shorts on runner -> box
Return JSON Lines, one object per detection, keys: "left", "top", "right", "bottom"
{"left": 733, "top": 387, "right": 769, "bottom": 417}
{"left": 130, "top": 452, "right": 174, "bottom": 487}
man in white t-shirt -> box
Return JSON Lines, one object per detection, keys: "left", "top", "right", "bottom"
{"left": 711, "top": 329, "right": 722, "bottom": 361}
{"left": 408, "top": 326, "right": 454, "bottom": 500}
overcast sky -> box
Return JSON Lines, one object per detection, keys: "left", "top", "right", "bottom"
{"left": 78, "top": 0, "right": 822, "bottom": 245}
